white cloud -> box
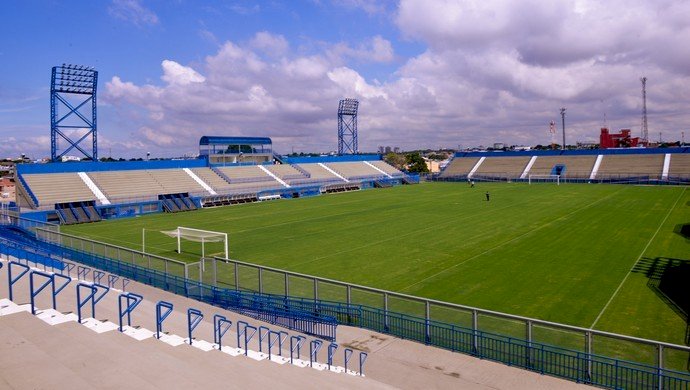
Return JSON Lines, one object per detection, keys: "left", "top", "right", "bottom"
{"left": 161, "top": 60, "right": 206, "bottom": 85}
{"left": 108, "top": 0, "right": 159, "bottom": 27}
{"left": 98, "top": 2, "right": 690, "bottom": 156}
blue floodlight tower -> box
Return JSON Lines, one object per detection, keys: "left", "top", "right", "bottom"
{"left": 50, "top": 64, "right": 98, "bottom": 162}
{"left": 337, "top": 98, "right": 359, "bottom": 154}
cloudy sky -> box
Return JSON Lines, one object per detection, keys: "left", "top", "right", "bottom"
{"left": 1, "top": 0, "right": 689, "bottom": 159}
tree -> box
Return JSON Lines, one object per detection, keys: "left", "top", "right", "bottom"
{"left": 405, "top": 152, "right": 429, "bottom": 173}
{"left": 384, "top": 152, "right": 406, "bottom": 170}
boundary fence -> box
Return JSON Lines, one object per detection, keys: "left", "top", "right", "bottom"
{"left": 25, "top": 228, "right": 690, "bottom": 389}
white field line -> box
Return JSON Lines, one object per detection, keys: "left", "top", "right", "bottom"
{"left": 589, "top": 187, "right": 687, "bottom": 329}
{"left": 398, "top": 187, "right": 627, "bottom": 293}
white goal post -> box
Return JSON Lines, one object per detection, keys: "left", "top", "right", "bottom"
{"left": 528, "top": 174, "right": 560, "bottom": 185}
{"left": 144, "top": 226, "right": 228, "bottom": 259}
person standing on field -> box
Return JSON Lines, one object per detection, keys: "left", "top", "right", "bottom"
{"left": 485, "top": 191, "right": 490, "bottom": 201}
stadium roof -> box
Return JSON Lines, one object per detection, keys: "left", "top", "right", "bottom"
{"left": 199, "top": 136, "right": 272, "bottom": 145}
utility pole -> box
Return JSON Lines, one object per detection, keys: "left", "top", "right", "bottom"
{"left": 641, "top": 77, "right": 648, "bottom": 145}
{"left": 560, "top": 108, "right": 567, "bottom": 150}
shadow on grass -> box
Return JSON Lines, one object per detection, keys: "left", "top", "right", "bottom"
{"left": 632, "top": 257, "right": 690, "bottom": 352}
{"left": 674, "top": 223, "right": 690, "bottom": 241}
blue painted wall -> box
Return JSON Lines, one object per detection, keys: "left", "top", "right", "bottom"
{"left": 16, "top": 158, "right": 207, "bottom": 175}
{"left": 283, "top": 154, "right": 381, "bottom": 164}
{"left": 455, "top": 147, "right": 689, "bottom": 158}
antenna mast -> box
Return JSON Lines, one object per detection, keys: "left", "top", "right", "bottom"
{"left": 641, "top": 77, "right": 648, "bottom": 145}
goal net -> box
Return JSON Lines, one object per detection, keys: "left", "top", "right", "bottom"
{"left": 528, "top": 174, "right": 560, "bottom": 185}
{"left": 158, "top": 227, "right": 228, "bottom": 259}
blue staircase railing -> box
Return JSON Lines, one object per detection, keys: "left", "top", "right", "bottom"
{"left": 309, "top": 339, "right": 323, "bottom": 368}
{"left": 327, "top": 342, "right": 338, "bottom": 370}
{"left": 118, "top": 292, "right": 143, "bottom": 332}
{"left": 213, "top": 314, "right": 231, "bottom": 349}
{"left": 267, "top": 330, "right": 281, "bottom": 360}
{"left": 289, "top": 335, "right": 305, "bottom": 364}
{"left": 7, "top": 261, "right": 29, "bottom": 301}
{"left": 76, "top": 282, "right": 97, "bottom": 323}
{"left": 156, "top": 301, "right": 173, "bottom": 339}
{"left": 29, "top": 270, "right": 54, "bottom": 315}
{"left": 187, "top": 308, "right": 203, "bottom": 345}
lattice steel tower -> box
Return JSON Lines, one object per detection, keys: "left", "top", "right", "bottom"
{"left": 50, "top": 64, "right": 98, "bottom": 162}
{"left": 337, "top": 98, "right": 359, "bottom": 154}
{"left": 640, "top": 77, "right": 648, "bottom": 145}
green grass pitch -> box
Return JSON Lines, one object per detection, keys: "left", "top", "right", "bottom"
{"left": 63, "top": 182, "right": 689, "bottom": 354}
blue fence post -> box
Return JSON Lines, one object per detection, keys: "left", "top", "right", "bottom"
{"left": 29, "top": 270, "right": 54, "bottom": 315}
{"left": 7, "top": 261, "right": 29, "bottom": 301}
{"left": 258, "top": 326, "right": 270, "bottom": 353}
{"left": 76, "top": 282, "right": 97, "bottom": 323}
{"left": 118, "top": 292, "right": 143, "bottom": 332}
{"left": 359, "top": 352, "right": 368, "bottom": 376}
{"left": 344, "top": 348, "right": 353, "bottom": 373}
{"left": 187, "top": 308, "right": 203, "bottom": 345}
{"left": 327, "top": 342, "right": 338, "bottom": 370}
{"left": 310, "top": 339, "right": 323, "bottom": 367}
{"left": 156, "top": 301, "right": 174, "bottom": 339}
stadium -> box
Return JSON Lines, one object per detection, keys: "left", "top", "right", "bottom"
{"left": 2, "top": 105, "right": 690, "bottom": 389}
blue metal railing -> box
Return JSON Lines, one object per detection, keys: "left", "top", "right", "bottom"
{"left": 156, "top": 301, "right": 174, "bottom": 339}
{"left": 359, "top": 352, "right": 368, "bottom": 376}
{"left": 118, "top": 292, "right": 143, "bottom": 332}
{"left": 213, "top": 315, "right": 231, "bottom": 349}
{"left": 258, "top": 325, "right": 270, "bottom": 353}
{"left": 76, "top": 282, "right": 97, "bottom": 323}
{"left": 327, "top": 342, "right": 338, "bottom": 370}
{"left": 267, "top": 330, "right": 281, "bottom": 360}
{"left": 5, "top": 228, "right": 690, "bottom": 389}
{"left": 290, "top": 335, "right": 306, "bottom": 364}
{"left": 344, "top": 348, "right": 353, "bottom": 373}
{"left": 29, "top": 270, "right": 54, "bottom": 315}
{"left": 187, "top": 308, "right": 203, "bottom": 345}
{"left": 309, "top": 339, "right": 322, "bottom": 368}
{"left": 7, "top": 261, "right": 29, "bottom": 301}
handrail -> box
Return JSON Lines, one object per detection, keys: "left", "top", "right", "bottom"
{"left": 7, "top": 261, "right": 29, "bottom": 301}
{"left": 187, "top": 308, "right": 203, "bottom": 345}
{"left": 267, "top": 330, "right": 281, "bottom": 360}
{"left": 327, "top": 342, "right": 338, "bottom": 370}
{"left": 290, "top": 335, "right": 306, "bottom": 364}
{"left": 243, "top": 325, "right": 257, "bottom": 356}
{"left": 77, "top": 265, "right": 90, "bottom": 281}
{"left": 91, "top": 283, "right": 110, "bottom": 318}
{"left": 29, "top": 270, "right": 54, "bottom": 315}
{"left": 52, "top": 272, "right": 71, "bottom": 310}
{"left": 156, "top": 301, "right": 173, "bottom": 339}
{"left": 278, "top": 331, "right": 288, "bottom": 356}
{"left": 107, "top": 274, "right": 119, "bottom": 289}
{"left": 61, "top": 262, "right": 76, "bottom": 278}
{"left": 93, "top": 270, "right": 105, "bottom": 285}
{"left": 344, "top": 348, "right": 354, "bottom": 373}
{"left": 76, "top": 282, "right": 97, "bottom": 323}
{"left": 236, "top": 321, "right": 249, "bottom": 349}
{"left": 258, "top": 325, "right": 270, "bottom": 353}
{"left": 213, "top": 315, "right": 231, "bottom": 349}
{"left": 309, "top": 339, "right": 323, "bottom": 367}
{"left": 118, "top": 292, "right": 143, "bottom": 332}
{"left": 359, "top": 352, "right": 368, "bottom": 376}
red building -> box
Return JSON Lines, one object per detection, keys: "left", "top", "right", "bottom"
{"left": 600, "top": 128, "right": 640, "bottom": 148}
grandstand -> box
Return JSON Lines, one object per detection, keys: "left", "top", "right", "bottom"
{"left": 473, "top": 156, "right": 531, "bottom": 179}
{"left": 527, "top": 155, "right": 597, "bottom": 179}
{"left": 324, "top": 162, "right": 387, "bottom": 180}
{"left": 21, "top": 173, "right": 95, "bottom": 207}
{"left": 436, "top": 148, "right": 690, "bottom": 183}
{"left": 595, "top": 154, "right": 665, "bottom": 180}
{"left": 668, "top": 153, "right": 690, "bottom": 181}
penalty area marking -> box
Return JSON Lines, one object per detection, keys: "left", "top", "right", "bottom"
{"left": 589, "top": 187, "right": 686, "bottom": 329}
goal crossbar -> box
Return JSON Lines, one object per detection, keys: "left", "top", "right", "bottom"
{"left": 528, "top": 174, "right": 560, "bottom": 185}
{"left": 158, "top": 226, "right": 228, "bottom": 259}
